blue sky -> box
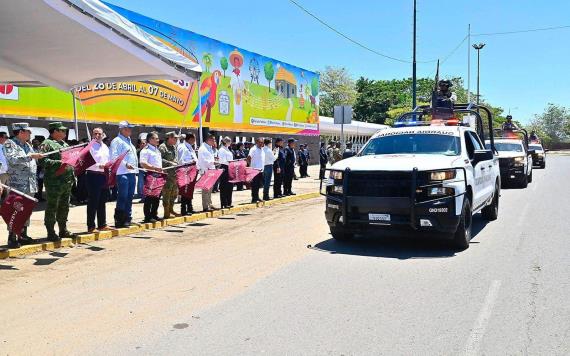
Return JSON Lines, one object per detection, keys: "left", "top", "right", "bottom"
{"left": 107, "top": 0, "right": 570, "bottom": 124}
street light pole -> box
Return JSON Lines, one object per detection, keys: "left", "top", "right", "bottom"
{"left": 472, "top": 43, "right": 485, "bottom": 106}
{"left": 412, "top": 0, "right": 417, "bottom": 109}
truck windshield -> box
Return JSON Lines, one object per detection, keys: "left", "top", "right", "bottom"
{"left": 529, "top": 145, "right": 543, "bottom": 152}
{"left": 361, "top": 134, "right": 461, "bottom": 156}
{"left": 487, "top": 143, "right": 523, "bottom": 152}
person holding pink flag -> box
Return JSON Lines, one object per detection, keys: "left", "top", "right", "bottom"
{"left": 139, "top": 132, "right": 164, "bottom": 223}
{"left": 218, "top": 136, "right": 235, "bottom": 208}
{"left": 197, "top": 134, "right": 218, "bottom": 212}
{"left": 247, "top": 137, "right": 265, "bottom": 203}
{"left": 85, "top": 127, "right": 112, "bottom": 233}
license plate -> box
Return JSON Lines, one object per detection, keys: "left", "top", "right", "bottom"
{"left": 369, "top": 213, "right": 391, "bottom": 222}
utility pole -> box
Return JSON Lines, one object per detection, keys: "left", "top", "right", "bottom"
{"left": 473, "top": 43, "right": 486, "bottom": 106}
{"left": 467, "top": 24, "right": 471, "bottom": 103}
{"left": 412, "top": 0, "right": 417, "bottom": 109}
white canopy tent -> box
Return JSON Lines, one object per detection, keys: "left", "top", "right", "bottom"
{"left": 0, "top": 0, "right": 201, "bottom": 90}
{"left": 319, "top": 116, "right": 388, "bottom": 147}
{"left": 0, "top": 0, "right": 203, "bottom": 138}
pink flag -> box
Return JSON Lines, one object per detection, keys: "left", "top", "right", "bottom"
{"left": 195, "top": 169, "right": 224, "bottom": 191}
{"left": 104, "top": 150, "right": 129, "bottom": 188}
{"left": 0, "top": 191, "right": 37, "bottom": 235}
{"left": 176, "top": 164, "right": 198, "bottom": 199}
{"left": 228, "top": 160, "right": 247, "bottom": 183}
{"left": 245, "top": 167, "right": 262, "bottom": 184}
{"left": 143, "top": 172, "right": 167, "bottom": 198}
{"left": 56, "top": 141, "right": 95, "bottom": 176}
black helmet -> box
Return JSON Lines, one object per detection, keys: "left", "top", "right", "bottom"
{"left": 438, "top": 79, "right": 453, "bottom": 88}
{"left": 506, "top": 115, "right": 513, "bottom": 120}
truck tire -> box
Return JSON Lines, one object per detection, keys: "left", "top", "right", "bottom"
{"left": 330, "top": 227, "right": 354, "bottom": 241}
{"left": 482, "top": 184, "right": 499, "bottom": 221}
{"left": 528, "top": 170, "right": 533, "bottom": 183}
{"left": 540, "top": 162, "right": 546, "bottom": 169}
{"left": 453, "top": 198, "right": 472, "bottom": 250}
{"left": 519, "top": 173, "right": 528, "bottom": 188}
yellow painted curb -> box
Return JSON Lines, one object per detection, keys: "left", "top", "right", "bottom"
{"left": 1, "top": 191, "right": 321, "bottom": 259}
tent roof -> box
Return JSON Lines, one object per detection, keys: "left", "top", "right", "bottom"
{"left": 0, "top": 0, "right": 202, "bottom": 91}
{"left": 319, "top": 116, "right": 388, "bottom": 136}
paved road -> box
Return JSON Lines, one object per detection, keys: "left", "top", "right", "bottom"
{"left": 0, "top": 157, "right": 568, "bottom": 355}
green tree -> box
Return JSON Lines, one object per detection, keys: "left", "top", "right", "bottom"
{"left": 202, "top": 53, "right": 213, "bottom": 73}
{"left": 264, "top": 62, "right": 274, "bottom": 92}
{"left": 317, "top": 66, "right": 356, "bottom": 116}
{"left": 353, "top": 77, "right": 392, "bottom": 124}
{"left": 529, "top": 103, "right": 570, "bottom": 144}
{"left": 220, "top": 57, "right": 228, "bottom": 77}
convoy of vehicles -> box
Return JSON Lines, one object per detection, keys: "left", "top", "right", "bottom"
{"left": 322, "top": 104, "right": 501, "bottom": 250}
{"left": 487, "top": 128, "right": 534, "bottom": 188}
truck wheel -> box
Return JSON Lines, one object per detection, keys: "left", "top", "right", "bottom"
{"left": 482, "top": 184, "right": 499, "bottom": 221}
{"left": 519, "top": 173, "right": 528, "bottom": 188}
{"left": 528, "top": 171, "right": 533, "bottom": 183}
{"left": 540, "top": 162, "right": 546, "bottom": 169}
{"left": 330, "top": 227, "right": 354, "bottom": 241}
{"left": 453, "top": 198, "right": 472, "bottom": 250}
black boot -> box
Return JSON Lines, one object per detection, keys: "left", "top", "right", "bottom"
{"left": 7, "top": 233, "right": 21, "bottom": 249}
{"left": 114, "top": 209, "right": 126, "bottom": 228}
{"left": 46, "top": 226, "right": 60, "bottom": 242}
{"left": 19, "top": 227, "right": 34, "bottom": 245}
{"left": 58, "top": 224, "right": 75, "bottom": 239}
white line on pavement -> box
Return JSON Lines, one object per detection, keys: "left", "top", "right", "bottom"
{"left": 465, "top": 280, "right": 502, "bottom": 356}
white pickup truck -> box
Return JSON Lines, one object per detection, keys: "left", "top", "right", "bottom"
{"left": 323, "top": 104, "right": 501, "bottom": 250}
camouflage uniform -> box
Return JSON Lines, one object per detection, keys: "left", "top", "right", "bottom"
{"left": 3, "top": 138, "right": 38, "bottom": 229}
{"left": 39, "top": 130, "right": 74, "bottom": 237}
{"left": 332, "top": 147, "right": 342, "bottom": 164}
{"left": 159, "top": 140, "right": 179, "bottom": 218}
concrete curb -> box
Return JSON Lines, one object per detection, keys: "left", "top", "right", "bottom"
{"left": 0, "top": 192, "right": 321, "bottom": 259}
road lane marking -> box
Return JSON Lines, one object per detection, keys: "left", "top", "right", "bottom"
{"left": 465, "top": 280, "right": 502, "bottom": 356}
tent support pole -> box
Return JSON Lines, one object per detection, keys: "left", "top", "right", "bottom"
{"left": 71, "top": 90, "right": 79, "bottom": 140}
{"left": 198, "top": 76, "right": 203, "bottom": 145}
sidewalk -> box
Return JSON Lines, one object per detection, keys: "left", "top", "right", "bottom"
{"left": 1, "top": 165, "right": 323, "bottom": 257}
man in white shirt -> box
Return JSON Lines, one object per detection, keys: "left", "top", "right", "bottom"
{"left": 218, "top": 136, "right": 235, "bottom": 208}
{"left": 262, "top": 138, "right": 276, "bottom": 201}
{"left": 197, "top": 134, "right": 217, "bottom": 211}
{"left": 0, "top": 132, "right": 9, "bottom": 189}
{"left": 177, "top": 132, "right": 198, "bottom": 215}
{"left": 247, "top": 137, "right": 265, "bottom": 203}
{"left": 85, "top": 127, "right": 111, "bottom": 232}
{"left": 139, "top": 132, "right": 163, "bottom": 223}
{"left": 109, "top": 121, "right": 138, "bottom": 227}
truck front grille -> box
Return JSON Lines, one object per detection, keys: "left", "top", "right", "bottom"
{"left": 347, "top": 171, "right": 412, "bottom": 198}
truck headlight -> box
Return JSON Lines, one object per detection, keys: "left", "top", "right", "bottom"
{"left": 332, "top": 185, "right": 343, "bottom": 194}
{"left": 537, "top": 153, "right": 545, "bottom": 158}
{"left": 427, "top": 187, "right": 454, "bottom": 197}
{"left": 513, "top": 156, "right": 525, "bottom": 166}
{"left": 329, "top": 171, "right": 343, "bottom": 180}
{"left": 430, "top": 170, "right": 456, "bottom": 181}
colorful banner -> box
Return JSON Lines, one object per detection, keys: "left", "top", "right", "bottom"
{"left": 0, "top": 4, "right": 320, "bottom": 136}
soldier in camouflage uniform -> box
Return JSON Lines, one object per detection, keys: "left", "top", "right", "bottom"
{"left": 39, "top": 122, "right": 75, "bottom": 241}
{"left": 159, "top": 132, "right": 180, "bottom": 219}
{"left": 3, "top": 123, "right": 44, "bottom": 248}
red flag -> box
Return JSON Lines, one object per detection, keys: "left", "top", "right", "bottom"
{"left": 176, "top": 164, "right": 198, "bottom": 199}
{"left": 0, "top": 191, "right": 37, "bottom": 235}
{"left": 228, "top": 160, "right": 247, "bottom": 183}
{"left": 245, "top": 167, "right": 262, "bottom": 184}
{"left": 56, "top": 141, "right": 95, "bottom": 176}
{"left": 195, "top": 169, "right": 224, "bottom": 191}
{"left": 104, "top": 150, "right": 129, "bottom": 188}
{"left": 143, "top": 172, "right": 167, "bottom": 198}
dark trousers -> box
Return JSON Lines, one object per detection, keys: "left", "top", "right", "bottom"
{"left": 86, "top": 172, "right": 109, "bottom": 229}
{"left": 143, "top": 196, "right": 161, "bottom": 220}
{"left": 300, "top": 164, "right": 308, "bottom": 177}
{"left": 251, "top": 172, "right": 263, "bottom": 201}
{"left": 220, "top": 164, "right": 234, "bottom": 207}
{"left": 319, "top": 163, "right": 327, "bottom": 179}
{"left": 284, "top": 169, "right": 294, "bottom": 194}
{"left": 181, "top": 196, "right": 193, "bottom": 215}
{"left": 263, "top": 165, "right": 273, "bottom": 199}
{"left": 273, "top": 168, "right": 283, "bottom": 197}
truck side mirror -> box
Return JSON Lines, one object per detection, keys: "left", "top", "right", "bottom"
{"left": 473, "top": 150, "right": 494, "bottom": 165}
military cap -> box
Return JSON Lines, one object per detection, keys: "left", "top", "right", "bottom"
{"left": 12, "top": 122, "right": 31, "bottom": 131}
{"left": 288, "top": 138, "right": 298, "bottom": 143}
{"left": 165, "top": 131, "right": 180, "bottom": 138}
{"left": 48, "top": 122, "right": 68, "bottom": 131}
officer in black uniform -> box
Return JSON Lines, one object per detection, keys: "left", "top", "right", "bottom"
{"left": 273, "top": 138, "right": 286, "bottom": 198}
{"left": 283, "top": 138, "right": 297, "bottom": 196}
{"left": 319, "top": 142, "right": 328, "bottom": 180}
{"left": 502, "top": 115, "right": 517, "bottom": 131}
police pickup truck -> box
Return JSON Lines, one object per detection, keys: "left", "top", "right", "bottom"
{"left": 322, "top": 104, "right": 500, "bottom": 250}
{"left": 487, "top": 128, "right": 533, "bottom": 188}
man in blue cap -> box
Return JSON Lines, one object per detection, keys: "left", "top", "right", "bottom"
{"left": 109, "top": 121, "right": 139, "bottom": 228}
